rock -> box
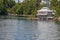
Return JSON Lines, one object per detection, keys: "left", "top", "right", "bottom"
{"left": 58, "top": 17, "right": 60, "bottom": 21}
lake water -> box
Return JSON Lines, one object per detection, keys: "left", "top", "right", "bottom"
{"left": 0, "top": 18, "right": 60, "bottom": 40}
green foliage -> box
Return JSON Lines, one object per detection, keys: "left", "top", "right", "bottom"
{"left": 10, "top": 0, "right": 41, "bottom": 16}
{"left": 0, "top": 0, "right": 7, "bottom": 15}
{"left": 0, "top": 0, "right": 15, "bottom": 15}
{"left": 50, "top": 0, "right": 60, "bottom": 17}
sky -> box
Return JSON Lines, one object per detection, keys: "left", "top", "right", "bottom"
{"left": 15, "top": 0, "right": 24, "bottom": 3}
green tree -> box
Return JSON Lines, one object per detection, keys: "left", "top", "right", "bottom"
{"left": 0, "top": 0, "right": 7, "bottom": 15}
{"left": 50, "top": 0, "right": 58, "bottom": 10}
{"left": 50, "top": 0, "right": 60, "bottom": 17}
{"left": 10, "top": 0, "right": 41, "bottom": 16}
{"left": 0, "top": 0, "right": 15, "bottom": 15}
{"left": 55, "top": 1, "right": 60, "bottom": 17}
{"left": 4, "top": 0, "right": 15, "bottom": 8}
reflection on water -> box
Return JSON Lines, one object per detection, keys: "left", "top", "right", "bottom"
{"left": 0, "top": 19, "right": 60, "bottom": 40}
{"left": 37, "top": 21, "right": 59, "bottom": 40}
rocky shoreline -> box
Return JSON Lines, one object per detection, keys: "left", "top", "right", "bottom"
{"left": 54, "top": 17, "right": 60, "bottom": 21}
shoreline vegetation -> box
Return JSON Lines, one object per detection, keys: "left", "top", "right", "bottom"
{"left": 0, "top": 15, "right": 60, "bottom": 21}
{"left": 0, "top": 0, "right": 60, "bottom": 21}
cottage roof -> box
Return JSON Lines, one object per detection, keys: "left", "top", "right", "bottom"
{"left": 37, "top": 7, "right": 53, "bottom": 12}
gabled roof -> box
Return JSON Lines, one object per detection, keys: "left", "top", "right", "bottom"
{"left": 37, "top": 7, "right": 53, "bottom": 12}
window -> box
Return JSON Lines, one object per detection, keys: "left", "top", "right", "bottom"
{"left": 39, "top": 12, "right": 45, "bottom": 14}
{"left": 48, "top": 12, "right": 52, "bottom": 15}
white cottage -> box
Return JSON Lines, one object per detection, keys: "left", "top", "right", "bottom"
{"left": 37, "top": 7, "right": 55, "bottom": 20}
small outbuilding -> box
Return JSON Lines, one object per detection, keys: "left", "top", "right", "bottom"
{"left": 37, "top": 7, "right": 55, "bottom": 20}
